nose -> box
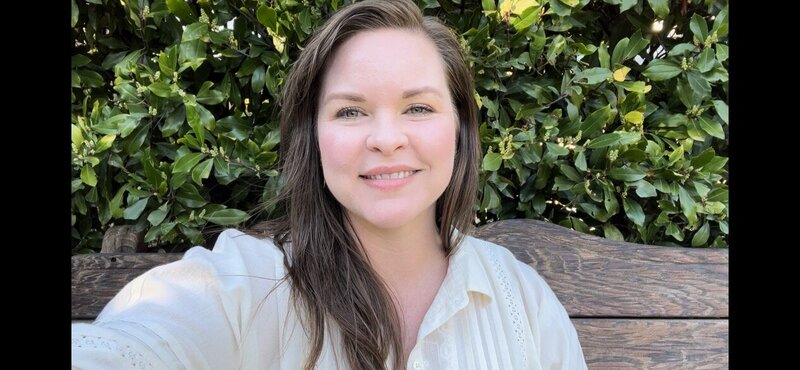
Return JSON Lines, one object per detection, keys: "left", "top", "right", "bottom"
{"left": 366, "top": 113, "right": 408, "bottom": 154}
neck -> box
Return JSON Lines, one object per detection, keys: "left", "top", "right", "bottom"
{"left": 348, "top": 213, "right": 446, "bottom": 287}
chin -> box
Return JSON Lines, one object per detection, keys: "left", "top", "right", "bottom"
{"left": 349, "top": 203, "right": 435, "bottom": 232}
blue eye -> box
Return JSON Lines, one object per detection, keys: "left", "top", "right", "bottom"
{"left": 407, "top": 105, "right": 433, "bottom": 115}
{"left": 336, "top": 107, "right": 363, "bottom": 119}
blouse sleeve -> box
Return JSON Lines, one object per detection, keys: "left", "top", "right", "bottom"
{"left": 519, "top": 263, "right": 588, "bottom": 370}
{"left": 71, "top": 229, "right": 287, "bottom": 369}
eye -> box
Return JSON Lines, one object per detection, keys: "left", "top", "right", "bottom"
{"left": 406, "top": 104, "right": 433, "bottom": 115}
{"left": 335, "top": 106, "right": 364, "bottom": 119}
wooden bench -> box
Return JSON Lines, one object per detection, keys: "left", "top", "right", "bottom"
{"left": 72, "top": 219, "right": 728, "bottom": 368}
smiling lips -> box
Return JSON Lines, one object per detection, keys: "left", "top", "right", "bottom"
{"left": 363, "top": 170, "right": 416, "bottom": 180}
{"left": 359, "top": 166, "right": 421, "bottom": 190}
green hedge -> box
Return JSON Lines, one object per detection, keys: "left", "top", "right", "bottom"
{"left": 71, "top": 0, "right": 728, "bottom": 253}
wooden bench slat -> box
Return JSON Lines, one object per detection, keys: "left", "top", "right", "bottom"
{"left": 71, "top": 254, "right": 182, "bottom": 319}
{"left": 474, "top": 219, "right": 728, "bottom": 318}
{"left": 72, "top": 219, "right": 729, "bottom": 368}
{"left": 576, "top": 318, "right": 728, "bottom": 369}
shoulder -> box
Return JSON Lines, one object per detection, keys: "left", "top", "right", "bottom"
{"left": 461, "top": 234, "right": 555, "bottom": 305}
{"left": 462, "top": 235, "right": 541, "bottom": 281}
{"left": 179, "top": 228, "right": 286, "bottom": 277}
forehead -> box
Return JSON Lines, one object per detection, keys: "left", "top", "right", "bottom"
{"left": 321, "top": 28, "right": 449, "bottom": 92}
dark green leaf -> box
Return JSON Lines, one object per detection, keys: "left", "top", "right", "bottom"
{"left": 553, "top": 176, "right": 574, "bottom": 191}
{"left": 712, "top": 100, "right": 728, "bottom": 124}
{"left": 691, "top": 222, "right": 710, "bottom": 247}
{"left": 712, "top": 5, "right": 728, "bottom": 37}
{"left": 696, "top": 115, "right": 725, "bottom": 139}
{"left": 123, "top": 197, "right": 150, "bottom": 220}
{"left": 176, "top": 184, "right": 207, "bottom": 208}
{"left": 197, "top": 87, "right": 226, "bottom": 105}
{"left": 481, "top": 183, "right": 501, "bottom": 210}
{"left": 647, "top": 0, "right": 669, "bottom": 18}
{"left": 178, "top": 224, "right": 204, "bottom": 245}
{"left": 173, "top": 152, "right": 205, "bottom": 173}
{"left": 482, "top": 152, "right": 502, "bottom": 171}
{"left": 578, "top": 68, "right": 612, "bottom": 85}
{"left": 718, "top": 220, "right": 728, "bottom": 235}
{"left": 616, "top": 81, "right": 650, "bottom": 93}
{"left": 634, "top": 179, "right": 657, "bottom": 197}
{"left": 148, "top": 82, "right": 173, "bottom": 97}
{"left": 679, "top": 186, "right": 698, "bottom": 224}
{"left": 642, "top": 59, "right": 681, "bottom": 81}
{"left": 610, "top": 37, "right": 629, "bottom": 67}
{"left": 559, "top": 164, "right": 583, "bottom": 182}
{"left": 178, "top": 40, "right": 206, "bottom": 71}
{"left": 191, "top": 158, "right": 214, "bottom": 185}
{"left": 252, "top": 65, "right": 266, "bottom": 93}
{"left": 71, "top": 71, "right": 81, "bottom": 87}
{"left": 716, "top": 44, "right": 728, "bottom": 62}
{"left": 587, "top": 132, "right": 640, "bottom": 149}
{"left": 696, "top": 47, "right": 715, "bottom": 73}
{"left": 574, "top": 151, "right": 587, "bottom": 171}
{"left": 619, "top": 0, "right": 636, "bottom": 12}
{"left": 256, "top": 6, "right": 278, "bottom": 32}
{"left": 653, "top": 180, "right": 675, "bottom": 195}
{"left": 602, "top": 182, "right": 619, "bottom": 215}
{"left": 512, "top": 6, "right": 541, "bottom": 31}
{"left": 124, "top": 122, "right": 151, "bottom": 155}
{"left": 623, "top": 198, "right": 645, "bottom": 226}
{"left": 545, "top": 142, "right": 570, "bottom": 157}
{"left": 690, "top": 147, "right": 715, "bottom": 168}
{"left": 608, "top": 166, "right": 646, "bottom": 182}
{"left": 598, "top": 41, "right": 609, "bottom": 69}
{"left": 71, "top": 0, "right": 79, "bottom": 27}
{"left": 482, "top": 0, "right": 496, "bottom": 11}
{"left": 684, "top": 183, "right": 711, "bottom": 204}
{"left": 676, "top": 78, "right": 697, "bottom": 108}
{"left": 603, "top": 223, "right": 624, "bottom": 241}
{"left": 580, "top": 104, "right": 612, "bottom": 137}
{"left": 701, "top": 157, "right": 728, "bottom": 173}
{"left": 72, "top": 54, "right": 91, "bottom": 68}
{"left": 666, "top": 222, "right": 684, "bottom": 241}
{"left": 621, "top": 148, "right": 646, "bottom": 162}
{"left": 182, "top": 23, "right": 208, "bottom": 42}
{"left": 158, "top": 46, "right": 178, "bottom": 77}
{"left": 689, "top": 14, "right": 708, "bottom": 44}
{"left": 80, "top": 165, "right": 97, "bottom": 187}
{"left": 166, "top": 0, "right": 197, "bottom": 23}
{"left": 668, "top": 43, "right": 697, "bottom": 57}
{"left": 707, "top": 188, "right": 728, "bottom": 203}
{"left": 162, "top": 106, "right": 185, "bottom": 137}
{"left": 204, "top": 209, "right": 250, "bottom": 225}
{"left": 622, "top": 31, "right": 649, "bottom": 62}
{"left": 77, "top": 69, "right": 104, "bottom": 88}
{"left": 686, "top": 71, "right": 711, "bottom": 97}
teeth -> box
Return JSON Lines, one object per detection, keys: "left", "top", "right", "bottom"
{"left": 365, "top": 170, "right": 415, "bottom": 180}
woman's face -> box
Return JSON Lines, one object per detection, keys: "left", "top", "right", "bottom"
{"left": 316, "top": 28, "right": 457, "bottom": 233}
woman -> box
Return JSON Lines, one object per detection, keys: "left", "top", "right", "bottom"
{"left": 72, "top": 1, "right": 586, "bottom": 369}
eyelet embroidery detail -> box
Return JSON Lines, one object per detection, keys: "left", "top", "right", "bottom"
{"left": 488, "top": 248, "right": 527, "bottom": 364}
{"left": 73, "top": 335, "right": 154, "bottom": 369}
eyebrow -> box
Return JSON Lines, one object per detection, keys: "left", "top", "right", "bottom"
{"left": 323, "top": 93, "right": 366, "bottom": 105}
{"left": 401, "top": 86, "right": 444, "bottom": 99}
{"left": 322, "top": 86, "right": 444, "bottom": 105}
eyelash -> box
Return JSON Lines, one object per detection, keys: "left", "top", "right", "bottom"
{"left": 335, "top": 106, "right": 364, "bottom": 119}
{"left": 333, "top": 104, "right": 434, "bottom": 119}
{"left": 406, "top": 104, "right": 433, "bottom": 115}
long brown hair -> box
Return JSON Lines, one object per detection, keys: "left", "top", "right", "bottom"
{"left": 254, "top": 1, "right": 479, "bottom": 368}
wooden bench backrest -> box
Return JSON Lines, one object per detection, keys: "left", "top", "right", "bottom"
{"left": 72, "top": 219, "right": 728, "bottom": 368}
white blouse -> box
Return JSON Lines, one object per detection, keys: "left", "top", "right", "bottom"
{"left": 72, "top": 229, "right": 586, "bottom": 369}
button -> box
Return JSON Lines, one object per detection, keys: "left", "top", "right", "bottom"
{"left": 412, "top": 361, "right": 422, "bottom": 369}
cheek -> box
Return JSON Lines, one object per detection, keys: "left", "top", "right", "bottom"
{"left": 318, "top": 126, "right": 356, "bottom": 175}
